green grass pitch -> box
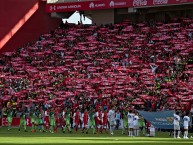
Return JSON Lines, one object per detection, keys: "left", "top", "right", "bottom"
{"left": 0, "top": 127, "right": 193, "bottom": 145}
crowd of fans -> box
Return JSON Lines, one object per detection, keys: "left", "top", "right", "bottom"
{"left": 0, "top": 18, "right": 193, "bottom": 118}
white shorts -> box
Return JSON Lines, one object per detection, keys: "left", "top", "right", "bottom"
{"left": 184, "top": 126, "right": 188, "bottom": 130}
{"left": 83, "top": 123, "right": 89, "bottom": 128}
{"left": 174, "top": 125, "right": 180, "bottom": 130}
{"left": 128, "top": 122, "right": 134, "bottom": 128}
{"left": 134, "top": 125, "right": 139, "bottom": 129}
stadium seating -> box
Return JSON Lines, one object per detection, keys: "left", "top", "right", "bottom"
{"left": 0, "top": 18, "right": 193, "bottom": 111}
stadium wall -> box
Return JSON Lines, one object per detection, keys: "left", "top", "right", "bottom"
{"left": 92, "top": 9, "right": 114, "bottom": 25}
{"left": 0, "top": 0, "right": 61, "bottom": 53}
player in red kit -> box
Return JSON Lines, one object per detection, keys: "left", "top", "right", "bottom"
{"left": 44, "top": 109, "right": 50, "bottom": 131}
{"left": 82, "top": 109, "right": 89, "bottom": 134}
{"left": 73, "top": 108, "right": 80, "bottom": 132}
{"left": 96, "top": 108, "right": 103, "bottom": 133}
{"left": 102, "top": 109, "right": 108, "bottom": 133}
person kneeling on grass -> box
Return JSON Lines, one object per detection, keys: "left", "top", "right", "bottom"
{"left": 19, "top": 112, "right": 27, "bottom": 132}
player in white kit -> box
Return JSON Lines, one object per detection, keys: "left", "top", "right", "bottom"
{"left": 133, "top": 112, "right": 139, "bottom": 137}
{"left": 108, "top": 106, "right": 116, "bottom": 135}
{"left": 128, "top": 110, "right": 134, "bottom": 137}
{"left": 173, "top": 111, "right": 181, "bottom": 138}
{"left": 183, "top": 112, "right": 190, "bottom": 139}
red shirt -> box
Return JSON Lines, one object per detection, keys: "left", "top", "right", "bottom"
{"left": 83, "top": 112, "right": 88, "bottom": 123}
{"left": 74, "top": 111, "right": 80, "bottom": 122}
{"left": 96, "top": 104, "right": 100, "bottom": 110}
{"left": 103, "top": 111, "right": 108, "bottom": 123}
{"left": 97, "top": 111, "right": 102, "bottom": 121}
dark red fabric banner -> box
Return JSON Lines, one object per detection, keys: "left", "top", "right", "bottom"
{"left": 1, "top": 118, "right": 32, "bottom": 127}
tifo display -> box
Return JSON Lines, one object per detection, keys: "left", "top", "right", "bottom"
{"left": 0, "top": 18, "right": 193, "bottom": 139}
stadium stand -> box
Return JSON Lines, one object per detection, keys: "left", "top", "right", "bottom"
{"left": 0, "top": 17, "right": 193, "bottom": 112}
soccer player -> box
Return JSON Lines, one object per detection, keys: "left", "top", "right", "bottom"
{"left": 19, "top": 112, "right": 27, "bottom": 132}
{"left": 82, "top": 109, "right": 89, "bottom": 134}
{"left": 102, "top": 108, "right": 108, "bottom": 133}
{"left": 108, "top": 106, "right": 116, "bottom": 135}
{"left": 173, "top": 111, "right": 181, "bottom": 138}
{"left": 88, "top": 108, "right": 96, "bottom": 134}
{"left": 139, "top": 117, "right": 145, "bottom": 136}
{"left": 74, "top": 108, "right": 80, "bottom": 132}
{"left": 122, "top": 110, "right": 128, "bottom": 135}
{"left": 133, "top": 112, "right": 139, "bottom": 136}
{"left": 62, "top": 108, "right": 66, "bottom": 133}
{"left": 34, "top": 110, "right": 39, "bottom": 132}
{"left": 49, "top": 108, "right": 55, "bottom": 133}
{"left": 115, "top": 110, "right": 121, "bottom": 130}
{"left": 128, "top": 110, "right": 134, "bottom": 137}
{"left": 63, "top": 108, "right": 72, "bottom": 133}
{"left": 38, "top": 113, "right": 45, "bottom": 132}
{"left": 7, "top": 108, "right": 13, "bottom": 130}
{"left": 96, "top": 108, "right": 103, "bottom": 133}
{"left": 54, "top": 109, "right": 60, "bottom": 133}
{"left": 44, "top": 109, "right": 50, "bottom": 131}
{"left": 183, "top": 112, "right": 190, "bottom": 139}
{"left": 30, "top": 110, "right": 36, "bottom": 132}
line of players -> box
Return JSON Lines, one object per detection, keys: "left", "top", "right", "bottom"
{"left": 6, "top": 106, "right": 143, "bottom": 136}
